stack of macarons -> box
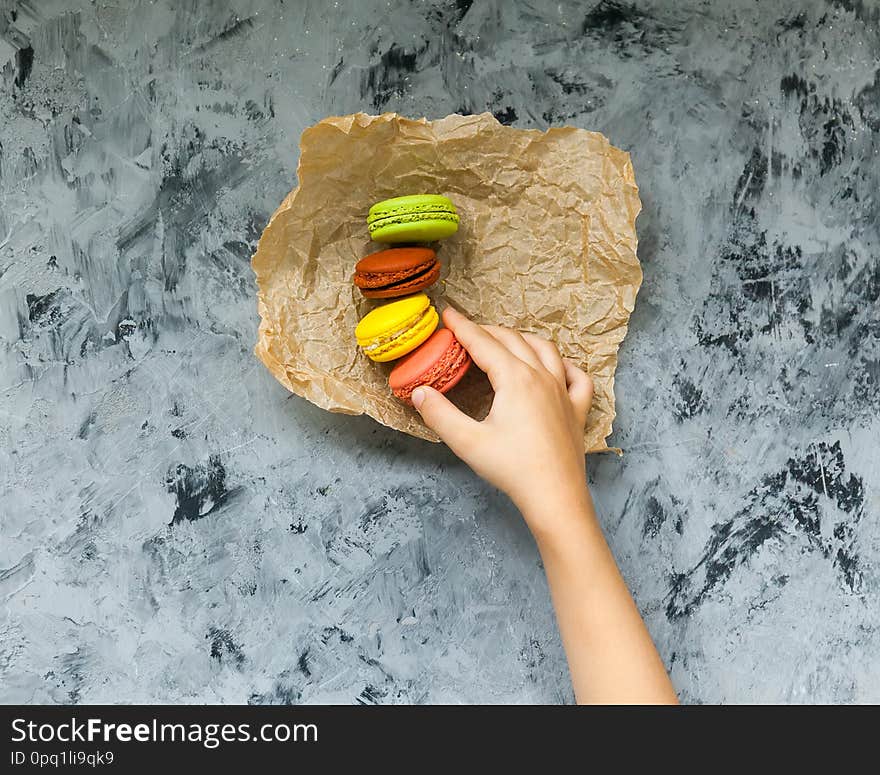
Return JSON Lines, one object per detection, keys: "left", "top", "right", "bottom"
{"left": 353, "top": 195, "right": 472, "bottom": 405}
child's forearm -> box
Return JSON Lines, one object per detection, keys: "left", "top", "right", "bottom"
{"left": 526, "top": 491, "right": 678, "bottom": 705}
{"left": 413, "top": 308, "right": 677, "bottom": 704}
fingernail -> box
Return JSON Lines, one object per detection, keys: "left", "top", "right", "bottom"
{"left": 411, "top": 387, "right": 426, "bottom": 409}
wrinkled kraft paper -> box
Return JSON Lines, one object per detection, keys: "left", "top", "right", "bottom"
{"left": 252, "top": 112, "right": 642, "bottom": 453}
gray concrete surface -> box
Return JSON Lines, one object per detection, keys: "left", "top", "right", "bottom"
{"left": 1, "top": 0, "right": 878, "bottom": 703}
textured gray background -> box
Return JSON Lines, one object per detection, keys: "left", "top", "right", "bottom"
{"left": 1, "top": 0, "right": 878, "bottom": 704}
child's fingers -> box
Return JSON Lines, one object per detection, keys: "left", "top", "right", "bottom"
{"left": 482, "top": 326, "right": 543, "bottom": 371}
{"left": 442, "top": 307, "right": 520, "bottom": 384}
{"left": 412, "top": 385, "right": 482, "bottom": 455}
{"left": 563, "top": 359, "right": 593, "bottom": 426}
{"left": 520, "top": 332, "right": 566, "bottom": 385}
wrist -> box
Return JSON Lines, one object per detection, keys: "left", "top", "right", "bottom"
{"left": 518, "top": 487, "right": 602, "bottom": 555}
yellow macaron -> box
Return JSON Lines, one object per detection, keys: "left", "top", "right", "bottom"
{"left": 355, "top": 294, "right": 439, "bottom": 362}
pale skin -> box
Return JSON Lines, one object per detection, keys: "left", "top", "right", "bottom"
{"left": 411, "top": 307, "right": 678, "bottom": 705}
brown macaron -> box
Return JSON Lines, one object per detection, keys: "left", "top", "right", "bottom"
{"left": 353, "top": 247, "right": 440, "bottom": 299}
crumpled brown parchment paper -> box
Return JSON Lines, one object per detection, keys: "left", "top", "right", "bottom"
{"left": 252, "top": 112, "right": 642, "bottom": 453}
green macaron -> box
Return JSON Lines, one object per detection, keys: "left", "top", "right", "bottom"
{"left": 367, "top": 194, "right": 460, "bottom": 243}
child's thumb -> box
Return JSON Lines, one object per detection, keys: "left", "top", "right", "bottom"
{"left": 412, "top": 386, "right": 478, "bottom": 452}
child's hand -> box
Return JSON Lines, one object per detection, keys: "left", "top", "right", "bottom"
{"left": 412, "top": 307, "right": 593, "bottom": 540}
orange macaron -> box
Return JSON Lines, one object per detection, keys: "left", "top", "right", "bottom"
{"left": 388, "top": 328, "right": 471, "bottom": 404}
